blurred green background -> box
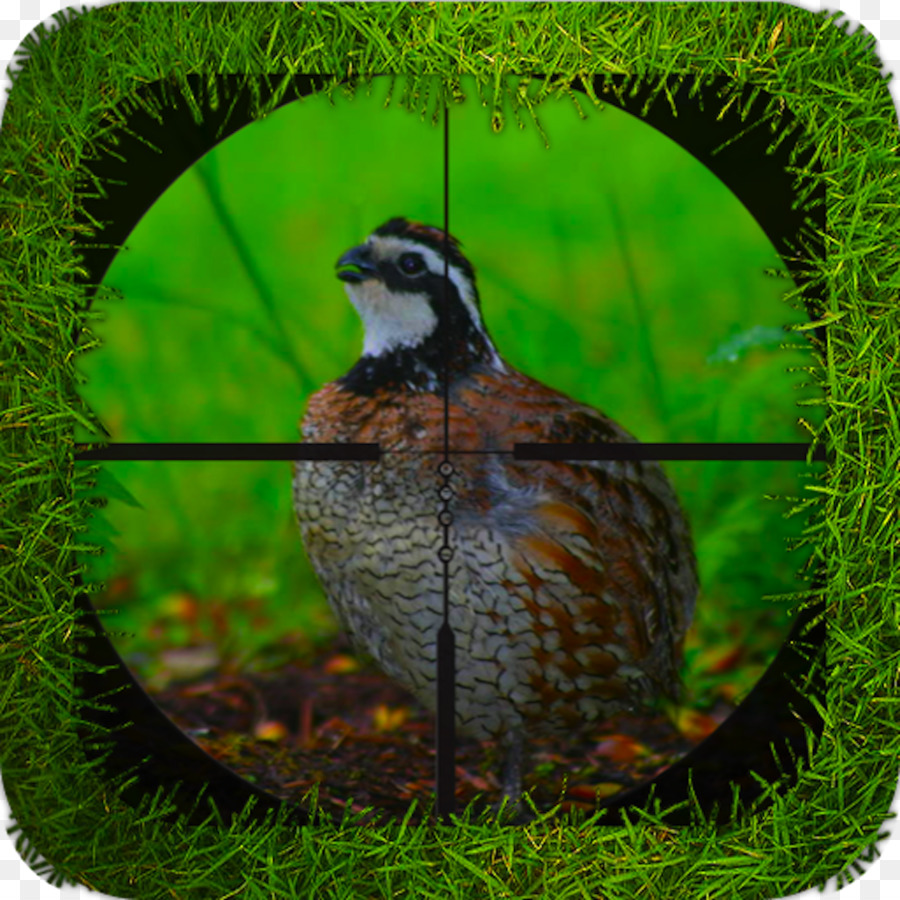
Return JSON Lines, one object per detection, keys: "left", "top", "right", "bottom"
{"left": 77, "top": 77, "right": 822, "bottom": 707}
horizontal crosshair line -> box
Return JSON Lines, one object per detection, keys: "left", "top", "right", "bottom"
{"left": 73, "top": 442, "right": 826, "bottom": 463}
{"left": 514, "top": 442, "right": 827, "bottom": 462}
{"left": 74, "top": 443, "right": 380, "bottom": 461}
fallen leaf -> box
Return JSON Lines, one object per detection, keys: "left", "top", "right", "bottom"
{"left": 254, "top": 720, "right": 288, "bottom": 742}
{"left": 674, "top": 708, "right": 722, "bottom": 742}
{"left": 568, "top": 782, "right": 624, "bottom": 802}
{"left": 372, "top": 704, "right": 408, "bottom": 732}
{"left": 457, "top": 766, "right": 492, "bottom": 792}
{"left": 161, "top": 591, "right": 199, "bottom": 623}
{"left": 324, "top": 653, "right": 361, "bottom": 674}
{"left": 708, "top": 646, "right": 744, "bottom": 675}
{"left": 593, "top": 734, "right": 649, "bottom": 764}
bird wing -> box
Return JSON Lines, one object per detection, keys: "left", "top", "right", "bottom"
{"left": 455, "top": 369, "right": 698, "bottom": 702}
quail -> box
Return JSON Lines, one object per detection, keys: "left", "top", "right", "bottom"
{"left": 293, "top": 218, "right": 698, "bottom": 806}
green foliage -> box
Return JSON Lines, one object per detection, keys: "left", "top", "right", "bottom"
{"left": 1, "top": 3, "right": 897, "bottom": 899}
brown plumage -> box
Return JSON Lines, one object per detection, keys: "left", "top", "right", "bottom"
{"left": 293, "top": 218, "right": 697, "bottom": 804}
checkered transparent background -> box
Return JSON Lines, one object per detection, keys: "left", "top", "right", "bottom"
{"left": 2, "top": 0, "right": 899, "bottom": 898}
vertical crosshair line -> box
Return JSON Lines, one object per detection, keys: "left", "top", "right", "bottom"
{"left": 435, "top": 96, "right": 457, "bottom": 823}
{"left": 442, "top": 102, "right": 451, "bottom": 459}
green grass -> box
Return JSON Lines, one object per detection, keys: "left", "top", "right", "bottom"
{"left": 2, "top": 3, "right": 897, "bottom": 899}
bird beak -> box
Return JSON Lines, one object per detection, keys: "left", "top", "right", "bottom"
{"left": 336, "top": 244, "right": 380, "bottom": 283}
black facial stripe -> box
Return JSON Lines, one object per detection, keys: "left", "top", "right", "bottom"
{"left": 380, "top": 265, "right": 449, "bottom": 300}
{"left": 374, "top": 245, "right": 448, "bottom": 282}
{"left": 398, "top": 252, "right": 427, "bottom": 275}
{"left": 337, "top": 217, "right": 496, "bottom": 397}
{"left": 337, "top": 268, "right": 494, "bottom": 397}
{"left": 372, "top": 219, "right": 476, "bottom": 286}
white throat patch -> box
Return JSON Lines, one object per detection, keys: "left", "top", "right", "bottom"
{"left": 373, "top": 235, "right": 485, "bottom": 333}
{"left": 358, "top": 233, "right": 506, "bottom": 371}
{"left": 344, "top": 280, "right": 439, "bottom": 358}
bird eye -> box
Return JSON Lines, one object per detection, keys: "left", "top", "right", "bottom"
{"left": 398, "top": 253, "right": 426, "bottom": 275}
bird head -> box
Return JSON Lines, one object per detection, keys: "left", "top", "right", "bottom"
{"left": 335, "top": 218, "right": 501, "bottom": 381}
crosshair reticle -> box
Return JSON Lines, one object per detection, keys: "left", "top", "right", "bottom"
{"left": 75, "top": 74, "right": 825, "bottom": 827}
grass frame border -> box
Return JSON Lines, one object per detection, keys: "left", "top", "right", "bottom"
{"left": 1, "top": 3, "right": 897, "bottom": 898}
